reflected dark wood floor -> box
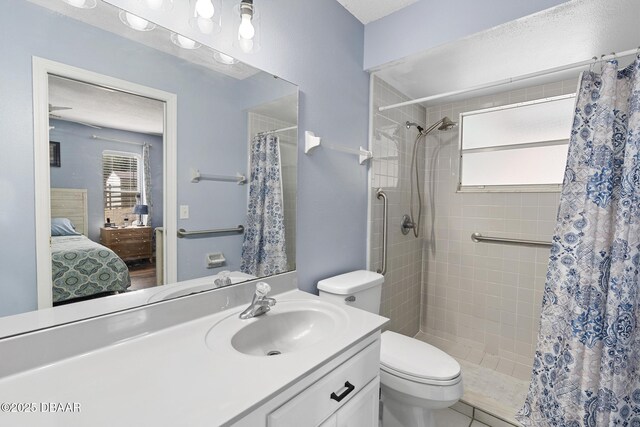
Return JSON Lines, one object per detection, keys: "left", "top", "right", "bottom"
{"left": 128, "top": 260, "right": 157, "bottom": 291}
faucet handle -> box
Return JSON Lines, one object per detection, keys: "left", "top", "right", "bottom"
{"left": 255, "top": 282, "right": 271, "bottom": 297}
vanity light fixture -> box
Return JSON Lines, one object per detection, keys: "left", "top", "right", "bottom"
{"left": 119, "top": 10, "right": 156, "bottom": 32}
{"left": 61, "top": 0, "right": 97, "bottom": 9}
{"left": 236, "top": 0, "right": 260, "bottom": 53}
{"left": 170, "top": 33, "right": 201, "bottom": 50}
{"left": 189, "top": 0, "right": 222, "bottom": 35}
{"left": 213, "top": 51, "right": 238, "bottom": 65}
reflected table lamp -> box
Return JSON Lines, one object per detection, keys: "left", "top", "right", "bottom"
{"left": 133, "top": 204, "right": 148, "bottom": 226}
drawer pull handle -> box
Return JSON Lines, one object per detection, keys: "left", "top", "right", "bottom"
{"left": 330, "top": 381, "right": 355, "bottom": 402}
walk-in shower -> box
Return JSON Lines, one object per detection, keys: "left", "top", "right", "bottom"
{"left": 402, "top": 117, "right": 456, "bottom": 237}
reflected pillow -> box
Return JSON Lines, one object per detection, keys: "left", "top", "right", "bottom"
{"left": 51, "top": 218, "right": 80, "bottom": 236}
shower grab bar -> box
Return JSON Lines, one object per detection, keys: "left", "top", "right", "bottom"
{"left": 376, "top": 188, "right": 388, "bottom": 275}
{"left": 178, "top": 225, "right": 244, "bottom": 238}
{"left": 191, "top": 169, "right": 247, "bottom": 185}
{"left": 471, "top": 232, "right": 552, "bottom": 248}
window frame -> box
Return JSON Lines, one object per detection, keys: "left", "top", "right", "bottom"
{"left": 456, "top": 93, "right": 575, "bottom": 193}
{"left": 102, "top": 150, "right": 143, "bottom": 211}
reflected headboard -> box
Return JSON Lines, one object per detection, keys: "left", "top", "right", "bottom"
{"left": 50, "top": 188, "right": 89, "bottom": 236}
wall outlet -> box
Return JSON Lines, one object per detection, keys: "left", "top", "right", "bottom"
{"left": 179, "top": 205, "right": 189, "bottom": 219}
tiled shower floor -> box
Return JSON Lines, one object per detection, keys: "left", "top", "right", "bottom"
{"left": 415, "top": 332, "right": 529, "bottom": 425}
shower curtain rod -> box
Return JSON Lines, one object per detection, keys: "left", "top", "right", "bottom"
{"left": 378, "top": 48, "right": 639, "bottom": 112}
{"left": 257, "top": 125, "right": 297, "bottom": 136}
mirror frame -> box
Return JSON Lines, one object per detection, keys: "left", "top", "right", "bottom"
{"left": 32, "top": 56, "right": 178, "bottom": 308}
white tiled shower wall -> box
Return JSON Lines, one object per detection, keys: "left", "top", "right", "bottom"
{"left": 421, "top": 79, "right": 576, "bottom": 380}
{"left": 369, "top": 76, "right": 426, "bottom": 336}
{"left": 248, "top": 112, "right": 297, "bottom": 271}
{"left": 372, "top": 74, "right": 578, "bottom": 380}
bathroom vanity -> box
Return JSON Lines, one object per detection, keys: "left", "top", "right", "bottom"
{"left": 0, "top": 2, "right": 388, "bottom": 425}
{"left": 0, "top": 274, "right": 388, "bottom": 426}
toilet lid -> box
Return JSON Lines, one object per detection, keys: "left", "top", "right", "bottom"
{"left": 380, "top": 331, "right": 461, "bottom": 381}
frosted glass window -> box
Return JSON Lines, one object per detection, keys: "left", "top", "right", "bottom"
{"left": 459, "top": 94, "right": 575, "bottom": 190}
{"left": 462, "top": 145, "right": 569, "bottom": 186}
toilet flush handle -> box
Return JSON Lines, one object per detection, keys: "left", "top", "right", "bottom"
{"left": 345, "top": 296, "right": 356, "bottom": 302}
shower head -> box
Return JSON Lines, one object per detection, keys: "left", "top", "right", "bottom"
{"left": 406, "top": 121, "right": 425, "bottom": 134}
{"left": 407, "top": 117, "right": 456, "bottom": 136}
{"left": 438, "top": 117, "right": 456, "bottom": 131}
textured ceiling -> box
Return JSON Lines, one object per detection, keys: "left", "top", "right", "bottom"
{"left": 375, "top": 0, "right": 640, "bottom": 107}
{"left": 49, "top": 76, "right": 164, "bottom": 135}
{"left": 335, "top": 0, "right": 419, "bottom": 24}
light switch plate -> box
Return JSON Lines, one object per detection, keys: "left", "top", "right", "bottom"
{"left": 179, "top": 205, "right": 189, "bottom": 219}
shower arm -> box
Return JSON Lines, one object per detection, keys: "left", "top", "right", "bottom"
{"left": 406, "top": 118, "right": 445, "bottom": 137}
{"left": 420, "top": 119, "right": 445, "bottom": 136}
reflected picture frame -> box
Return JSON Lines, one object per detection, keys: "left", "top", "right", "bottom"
{"left": 49, "top": 141, "right": 61, "bottom": 167}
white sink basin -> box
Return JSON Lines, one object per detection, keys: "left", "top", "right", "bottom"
{"left": 206, "top": 299, "right": 349, "bottom": 357}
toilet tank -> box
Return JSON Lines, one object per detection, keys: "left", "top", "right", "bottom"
{"left": 317, "top": 270, "right": 384, "bottom": 314}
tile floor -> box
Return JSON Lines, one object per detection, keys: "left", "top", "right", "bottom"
{"left": 415, "top": 332, "right": 529, "bottom": 426}
{"left": 433, "top": 407, "right": 489, "bottom": 426}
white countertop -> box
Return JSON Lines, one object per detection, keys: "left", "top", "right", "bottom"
{"left": 0, "top": 271, "right": 252, "bottom": 339}
{"left": 0, "top": 290, "right": 387, "bottom": 426}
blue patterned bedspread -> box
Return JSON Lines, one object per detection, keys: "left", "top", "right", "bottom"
{"left": 51, "top": 236, "right": 131, "bottom": 303}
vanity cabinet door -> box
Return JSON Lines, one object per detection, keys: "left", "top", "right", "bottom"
{"left": 318, "top": 414, "right": 336, "bottom": 427}
{"left": 267, "top": 341, "right": 380, "bottom": 427}
{"left": 335, "top": 376, "right": 379, "bottom": 427}
{"left": 307, "top": 377, "right": 380, "bottom": 427}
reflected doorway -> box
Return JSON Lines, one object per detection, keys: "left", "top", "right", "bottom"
{"left": 33, "top": 57, "right": 178, "bottom": 309}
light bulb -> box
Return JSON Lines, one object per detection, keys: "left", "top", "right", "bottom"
{"left": 178, "top": 35, "right": 196, "bottom": 48}
{"left": 238, "top": 37, "right": 254, "bottom": 53}
{"left": 195, "top": 0, "right": 214, "bottom": 19}
{"left": 214, "top": 52, "right": 237, "bottom": 65}
{"left": 238, "top": 14, "right": 255, "bottom": 40}
{"left": 125, "top": 13, "right": 150, "bottom": 31}
{"left": 66, "top": 0, "right": 88, "bottom": 7}
{"left": 119, "top": 10, "right": 155, "bottom": 31}
{"left": 145, "top": 0, "right": 164, "bottom": 10}
{"left": 171, "top": 33, "right": 200, "bottom": 50}
{"left": 196, "top": 17, "right": 215, "bottom": 34}
{"left": 63, "top": 0, "right": 96, "bottom": 8}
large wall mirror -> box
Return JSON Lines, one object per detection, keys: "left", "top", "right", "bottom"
{"left": 1, "top": 0, "right": 298, "bottom": 323}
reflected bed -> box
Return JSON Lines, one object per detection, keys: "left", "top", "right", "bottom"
{"left": 52, "top": 235, "right": 131, "bottom": 303}
{"left": 50, "top": 187, "right": 131, "bottom": 304}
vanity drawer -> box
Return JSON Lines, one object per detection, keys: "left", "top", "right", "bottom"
{"left": 267, "top": 340, "right": 380, "bottom": 427}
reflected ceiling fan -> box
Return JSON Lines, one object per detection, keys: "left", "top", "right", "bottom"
{"left": 49, "top": 103, "right": 103, "bottom": 130}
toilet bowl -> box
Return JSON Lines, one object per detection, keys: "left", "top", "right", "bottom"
{"left": 380, "top": 331, "right": 463, "bottom": 427}
{"left": 317, "top": 271, "right": 463, "bottom": 427}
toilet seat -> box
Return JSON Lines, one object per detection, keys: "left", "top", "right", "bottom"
{"left": 380, "top": 331, "right": 461, "bottom": 386}
{"left": 381, "top": 364, "right": 461, "bottom": 386}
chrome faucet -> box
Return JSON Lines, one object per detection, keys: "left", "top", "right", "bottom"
{"left": 239, "top": 282, "right": 276, "bottom": 319}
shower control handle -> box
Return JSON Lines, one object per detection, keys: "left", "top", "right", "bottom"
{"left": 401, "top": 214, "right": 415, "bottom": 235}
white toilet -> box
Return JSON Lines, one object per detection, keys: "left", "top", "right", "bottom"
{"left": 318, "top": 270, "right": 463, "bottom": 427}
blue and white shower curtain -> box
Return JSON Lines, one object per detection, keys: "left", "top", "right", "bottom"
{"left": 240, "top": 134, "right": 288, "bottom": 277}
{"left": 518, "top": 57, "right": 640, "bottom": 426}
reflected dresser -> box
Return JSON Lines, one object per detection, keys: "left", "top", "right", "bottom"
{"left": 100, "top": 226, "right": 153, "bottom": 263}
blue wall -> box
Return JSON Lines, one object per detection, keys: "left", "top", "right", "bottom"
{"left": 362, "top": 0, "right": 569, "bottom": 70}
{"left": 49, "top": 120, "right": 164, "bottom": 242}
{"left": 107, "top": 0, "right": 371, "bottom": 294}
{"left": 0, "top": 1, "right": 301, "bottom": 316}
